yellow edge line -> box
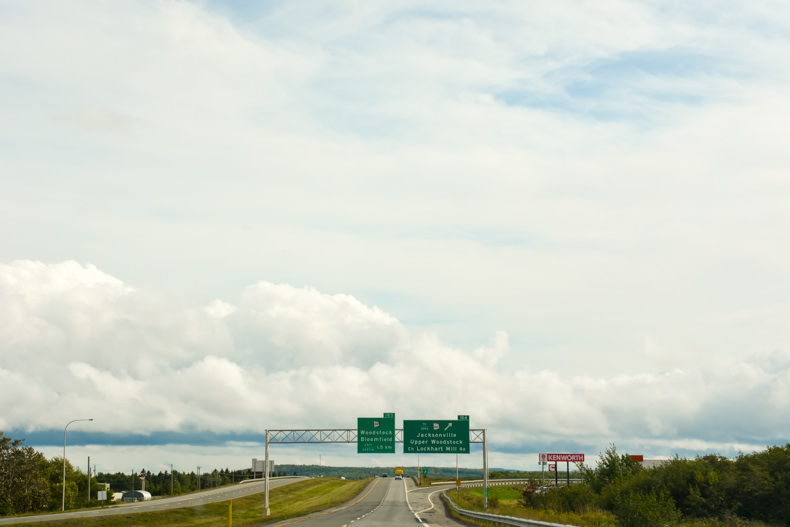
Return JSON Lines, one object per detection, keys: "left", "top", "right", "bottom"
{"left": 274, "top": 479, "right": 381, "bottom": 526}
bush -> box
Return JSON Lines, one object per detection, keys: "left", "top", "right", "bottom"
{"left": 523, "top": 484, "right": 595, "bottom": 514}
{"left": 613, "top": 490, "right": 680, "bottom": 527}
{"left": 561, "top": 483, "right": 596, "bottom": 513}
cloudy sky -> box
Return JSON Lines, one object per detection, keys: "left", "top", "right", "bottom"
{"left": 2, "top": 0, "right": 790, "bottom": 475}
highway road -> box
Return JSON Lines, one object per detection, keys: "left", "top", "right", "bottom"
{"left": 0, "top": 476, "right": 303, "bottom": 525}
{"left": 264, "top": 477, "right": 461, "bottom": 527}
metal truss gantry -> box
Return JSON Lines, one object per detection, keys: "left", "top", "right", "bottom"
{"left": 265, "top": 428, "right": 487, "bottom": 443}
{"left": 263, "top": 428, "right": 489, "bottom": 514}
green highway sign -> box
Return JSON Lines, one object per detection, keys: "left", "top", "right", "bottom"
{"left": 357, "top": 415, "right": 395, "bottom": 453}
{"left": 403, "top": 419, "right": 470, "bottom": 453}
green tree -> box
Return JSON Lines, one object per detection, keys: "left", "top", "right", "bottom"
{"left": 0, "top": 433, "right": 51, "bottom": 515}
{"left": 46, "top": 457, "right": 91, "bottom": 511}
{"left": 734, "top": 444, "right": 790, "bottom": 524}
{"left": 642, "top": 455, "right": 738, "bottom": 520}
{"left": 10, "top": 446, "right": 50, "bottom": 513}
{"left": 580, "top": 444, "right": 642, "bottom": 495}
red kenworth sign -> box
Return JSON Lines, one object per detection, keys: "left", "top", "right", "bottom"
{"left": 546, "top": 453, "right": 585, "bottom": 462}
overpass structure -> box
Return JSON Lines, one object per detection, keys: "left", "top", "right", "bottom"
{"left": 263, "top": 428, "right": 489, "bottom": 514}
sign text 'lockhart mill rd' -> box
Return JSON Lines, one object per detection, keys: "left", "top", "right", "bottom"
{"left": 403, "top": 417, "right": 470, "bottom": 454}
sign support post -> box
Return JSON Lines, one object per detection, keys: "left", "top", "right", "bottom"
{"left": 542, "top": 453, "right": 584, "bottom": 487}
{"left": 264, "top": 430, "right": 270, "bottom": 516}
{"left": 482, "top": 428, "right": 488, "bottom": 509}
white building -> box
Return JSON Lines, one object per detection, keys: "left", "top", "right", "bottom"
{"left": 120, "top": 490, "right": 152, "bottom": 502}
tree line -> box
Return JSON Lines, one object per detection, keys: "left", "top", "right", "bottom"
{"left": 0, "top": 431, "right": 104, "bottom": 514}
{"left": 99, "top": 467, "right": 285, "bottom": 496}
{"left": 524, "top": 443, "right": 790, "bottom": 526}
{"left": 0, "top": 432, "right": 282, "bottom": 516}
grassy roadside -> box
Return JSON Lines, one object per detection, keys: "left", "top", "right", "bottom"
{"left": 447, "top": 487, "right": 772, "bottom": 527}
{"left": 7, "top": 478, "right": 371, "bottom": 527}
{"left": 447, "top": 486, "right": 617, "bottom": 527}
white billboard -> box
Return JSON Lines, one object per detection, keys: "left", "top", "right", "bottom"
{"left": 252, "top": 458, "right": 275, "bottom": 473}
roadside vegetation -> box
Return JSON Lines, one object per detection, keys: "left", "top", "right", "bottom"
{"left": 0, "top": 432, "right": 254, "bottom": 514}
{"left": 451, "top": 444, "right": 789, "bottom": 527}
{"left": 449, "top": 485, "right": 617, "bottom": 527}
{"left": 0, "top": 477, "right": 369, "bottom": 526}
{"left": 1, "top": 431, "right": 376, "bottom": 517}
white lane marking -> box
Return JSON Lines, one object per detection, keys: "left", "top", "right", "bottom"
{"left": 416, "top": 489, "right": 445, "bottom": 514}
{"left": 404, "top": 478, "right": 428, "bottom": 523}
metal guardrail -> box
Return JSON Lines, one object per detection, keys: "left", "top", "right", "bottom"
{"left": 238, "top": 475, "right": 304, "bottom": 485}
{"left": 442, "top": 490, "right": 578, "bottom": 527}
{"left": 431, "top": 478, "right": 531, "bottom": 487}
{"left": 432, "top": 478, "right": 583, "bottom": 487}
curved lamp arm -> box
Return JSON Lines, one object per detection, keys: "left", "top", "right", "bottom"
{"left": 63, "top": 418, "right": 93, "bottom": 511}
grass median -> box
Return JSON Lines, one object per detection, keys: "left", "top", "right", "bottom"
{"left": 13, "top": 478, "right": 371, "bottom": 527}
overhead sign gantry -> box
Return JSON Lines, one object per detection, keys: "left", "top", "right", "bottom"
{"left": 262, "top": 414, "right": 488, "bottom": 515}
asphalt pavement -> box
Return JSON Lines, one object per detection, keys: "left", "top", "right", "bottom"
{"left": 259, "top": 477, "right": 463, "bottom": 527}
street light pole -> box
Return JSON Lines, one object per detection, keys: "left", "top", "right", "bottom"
{"left": 63, "top": 418, "right": 93, "bottom": 511}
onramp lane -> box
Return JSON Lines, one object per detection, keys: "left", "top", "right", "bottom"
{"left": 406, "top": 480, "right": 461, "bottom": 527}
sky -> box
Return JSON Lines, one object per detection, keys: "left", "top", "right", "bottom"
{"left": 2, "top": 0, "right": 790, "bottom": 476}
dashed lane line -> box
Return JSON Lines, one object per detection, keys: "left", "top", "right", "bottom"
{"left": 270, "top": 479, "right": 382, "bottom": 527}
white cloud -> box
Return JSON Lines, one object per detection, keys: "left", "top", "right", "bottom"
{"left": 228, "top": 281, "right": 407, "bottom": 370}
{"left": 1, "top": 261, "right": 789, "bottom": 469}
{"left": 2, "top": 0, "right": 790, "bottom": 469}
